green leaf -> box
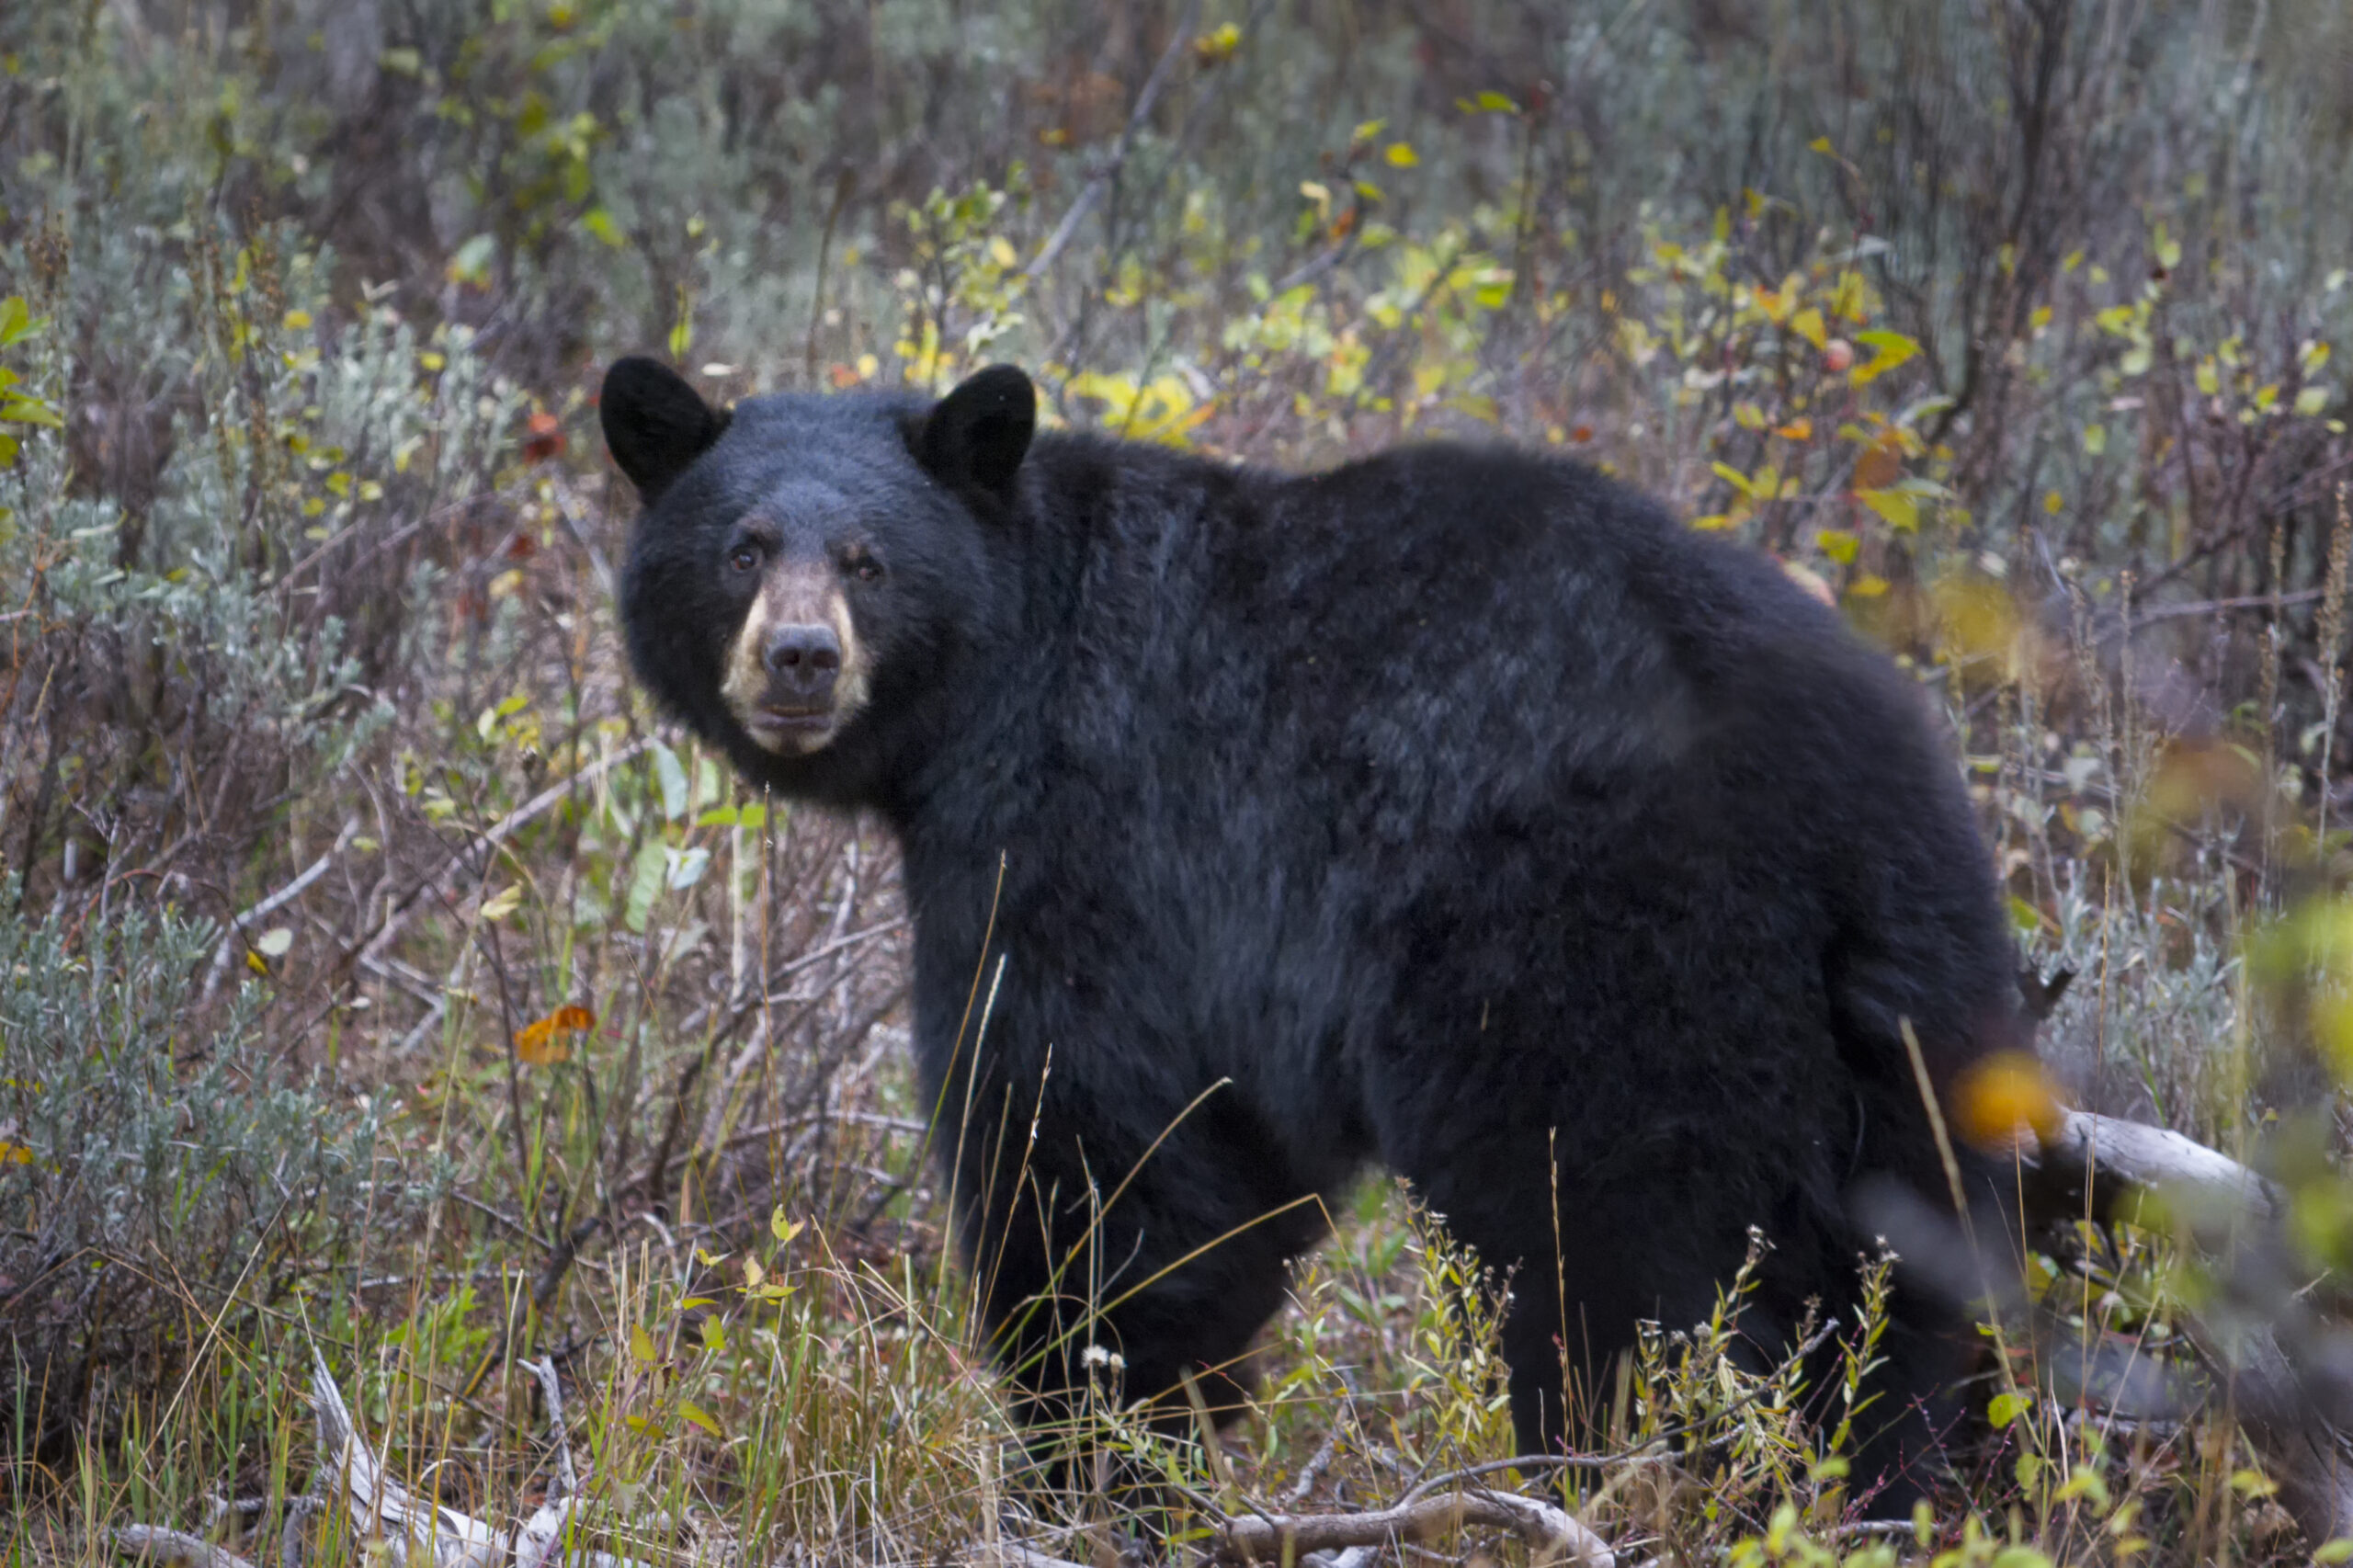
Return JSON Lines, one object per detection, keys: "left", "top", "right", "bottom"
{"left": 678, "top": 1400, "right": 724, "bottom": 1437}
{"left": 650, "top": 740, "right": 689, "bottom": 821}
{"left": 1987, "top": 1389, "right": 2033, "bottom": 1426}
{"left": 2296, "top": 386, "right": 2331, "bottom": 417}
{"left": 630, "top": 1324, "right": 658, "bottom": 1363}
{"left": 623, "top": 840, "right": 666, "bottom": 935}
{"left": 446, "top": 233, "right": 496, "bottom": 289}
{"left": 665, "top": 845, "right": 710, "bottom": 892}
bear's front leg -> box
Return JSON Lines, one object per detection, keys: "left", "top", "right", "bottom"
{"left": 939, "top": 1050, "right": 1327, "bottom": 1500}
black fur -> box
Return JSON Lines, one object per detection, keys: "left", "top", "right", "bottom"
{"left": 609, "top": 360, "right": 2024, "bottom": 1508}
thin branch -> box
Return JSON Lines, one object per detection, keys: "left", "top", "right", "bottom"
{"left": 355, "top": 739, "right": 650, "bottom": 970}
{"left": 201, "top": 817, "right": 358, "bottom": 1002}
{"left": 1023, "top": 2, "right": 1202, "bottom": 284}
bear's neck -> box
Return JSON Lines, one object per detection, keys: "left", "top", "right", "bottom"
{"left": 873, "top": 431, "right": 1237, "bottom": 843}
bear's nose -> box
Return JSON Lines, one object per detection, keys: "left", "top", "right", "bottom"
{"left": 763, "top": 623, "right": 841, "bottom": 699}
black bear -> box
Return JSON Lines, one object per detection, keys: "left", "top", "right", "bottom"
{"left": 603, "top": 356, "right": 2024, "bottom": 1508}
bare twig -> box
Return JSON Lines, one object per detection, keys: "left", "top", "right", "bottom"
{"left": 1023, "top": 2, "right": 1202, "bottom": 284}
{"left": 201, "top": 817, "right": 358, "bottom": 1002}
{"left": 356, "top": 739, "right": 650, "bottom": 970}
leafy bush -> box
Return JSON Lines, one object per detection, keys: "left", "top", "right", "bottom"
{"left": 0, "top": 892, "right": 391, "bottom": 1467}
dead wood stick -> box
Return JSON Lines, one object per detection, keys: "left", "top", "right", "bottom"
{"left": 2025, "top": 1109, "right": 2349, "bottom": 1543}
{"left": 1222, "top": 1488, "right": 1613, "bottom": 1568}
{"left": 112, "top": 1528, "right": 259, "bottom": 1568}
{"left": 2023, "top": 1108, "right": 2281, "bottom": 1223}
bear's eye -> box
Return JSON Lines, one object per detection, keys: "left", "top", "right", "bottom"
{"left": 727, "top": 543, "right": 760, "bottom": 574}
{"left": 849, "top": 556, "right": 882, "bottom": 584}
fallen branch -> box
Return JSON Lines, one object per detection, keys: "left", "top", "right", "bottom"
{"left": 2023, "top": 1108, "right": 2281, "bottom": 1223}
{"left": 112, "top": 1528, "right": 258, "bottom": 1568}
{"left": 306, "top": 1349, "right": 652, "bottom": 1568}
{"left": 1222, "top": 1487, "right": 1613, "bottom": 1568}
{"left": 2024, "top": 1109, "right": 2351, "bottom": 1544}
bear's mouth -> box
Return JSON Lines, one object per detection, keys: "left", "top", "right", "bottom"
{"left": 746, "top": 705, "right": 834, "bottom": 738}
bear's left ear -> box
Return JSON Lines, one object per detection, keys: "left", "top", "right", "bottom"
{"left": 918, "top": 365, "right": 1035, "bottom": 502}
{"left": 600, "top": 356, "right": 729, "bottom": 502}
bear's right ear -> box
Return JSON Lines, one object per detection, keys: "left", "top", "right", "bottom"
{"left": 600, "top": 357, "right": 728, "bottom": 501}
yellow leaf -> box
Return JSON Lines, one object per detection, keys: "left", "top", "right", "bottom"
{"left": 1808, "top": 136, "right": 1835, "bottom": 154}
{"left": 0, "top": 1140, "right": 37, "bottom": 1165}
{"left": 770, "top": 1205, "right": 805, "bottom": 1245}
{"left": 1857, "top": 488, "right": 1919, "bottom": 531}
{"left": 679, "top": 1400, "right": 724, "bottom": 1438}
{"left": 1790, "top": 308, "right": 1827, "bottom": 351}
{"left": 1772, "top": 417, "right": 1813, "bottom": 441}
{"left": 480, "top": 884, "right": 524, "bottom": 923}
{"left": 1848, "top": 329, "right": 1921, "bottom": 385}
{"left": 630, "top": 1324, "right": 659, "bottom": 1364}
{"left": 2296, "top": 387, "right": 2330, "bottom": 417}
{"left": 1191, "top": 22, "right": 1242, "bottom": 65}
{"left": 2043, "top": 490, "right": 2063, "bottom": 515}
{"left": 1846, "top": 573, "right": 1891, "bottom": 597}
{"left": 247, "top": 950, "right": 271, "bottom": 976}
{"left": 1711, "top": 461, "right": 1756, "bottom": 499}
{"left": 1383, "top": 142, "right": 1418, "bottom": 168}
{"left": 1816, "top": 528, "right": 1859, "bottom": 564}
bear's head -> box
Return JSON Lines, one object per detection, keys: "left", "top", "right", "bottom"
{"left": 601, "top": 357, "right": 1036, "bottom": 797}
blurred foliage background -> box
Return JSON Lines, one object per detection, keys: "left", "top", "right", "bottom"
{"left": 6, "top": 1, "right": 2353, "bottom": 1563}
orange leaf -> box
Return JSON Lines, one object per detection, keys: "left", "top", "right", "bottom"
{"left": 522, "top": 411, "right": 564, "bottom": 464}
{"left": 1851, "top": 442, "right": 1904, "bottom": 492}
{"left": 515, "top": 1005, "right": 596, "bottom": 1066}
{"left": 1953, "top": 1052, "right": 2065, "bottom": 1150}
